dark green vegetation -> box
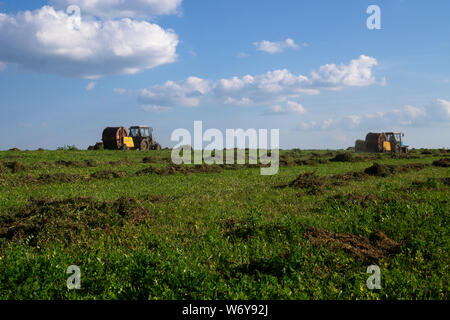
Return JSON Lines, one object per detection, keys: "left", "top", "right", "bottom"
{"left": 0, "top": 148, "right": 448, "bottom": 299}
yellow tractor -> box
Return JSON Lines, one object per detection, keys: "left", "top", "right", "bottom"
{"left": 355, "top": 132, "right": 408, "bottom": 153}
{"left": 99, "top": 126, "right": 161, "bottom": 151}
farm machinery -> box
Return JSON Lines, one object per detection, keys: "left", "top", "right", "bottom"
{"left": 89, "top": 125, "right": 162, "bottom": 151}
{"left": 355, "top": 132, "right": 408, "bottom": 153}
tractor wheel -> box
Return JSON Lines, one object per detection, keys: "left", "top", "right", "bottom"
{"left": 153, "top": 143, "right": 162, "bottom": 151}
{"left": 140, "top": 140, "right": 150, "bottom": 151}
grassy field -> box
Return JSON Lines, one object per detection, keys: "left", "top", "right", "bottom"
{"left": 0, "top": 148, "right": 448, "bottom": 300}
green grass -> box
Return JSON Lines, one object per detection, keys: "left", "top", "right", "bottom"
{"left": 0, "top": 149, "right": 448, "bottom": 299}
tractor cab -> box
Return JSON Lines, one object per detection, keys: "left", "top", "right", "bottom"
{"left": 129, "top": 126, "right": 153, "bottom": 139}
{"left": 128, "top": 126, "right": 161, "bottom": 151}
{"left": 385, "top": 132, "right": 407, "bottom": 153}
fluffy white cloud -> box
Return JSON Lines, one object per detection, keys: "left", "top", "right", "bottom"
{"left": 50, "top": 0, "right": 182, "bottom": 19}
{"left": 299, "top": 99, "right": 450, "bottom": 131}
{"left": 299, "top": 121, "right": 317, "bottom": 130}
{"left": 254, "top": 38, "right": 299, "bottom": 54}
{"left": 271, "top": 101, "right": 306, "bottom": 114}
{"left": 133, "top": 55, "right": 381, "bottom": 112}
{"left": 139, "top": 76, "right": 211, "bottom": 108}
{"left": 136, "top": 69, "right": 312, "bottom": 110}
{"left": 311, "top": 55, "right": 379, "bottom": 87}
{"left": 0, "top": 6, "right": 179, "bottom": 78}
{"left": 427, "top": 99, "right": 450, "bottom": 119}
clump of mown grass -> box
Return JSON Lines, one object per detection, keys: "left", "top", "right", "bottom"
{"left": 142, "top": 156, "right": 158, "bottom": 163}
{"left": 2, "top": 161, "right": 25, "bottom": 173}
{"left": 288, "top": 172, "right": 327, "bottom": 194}
{"left": 364, "top": 162, "right": 427, "bottom": 177}
{"left": 54, "top": 160, "right": 100, "bottom": 168}
{"left": 225, "top": 250, "right": 295, "bottom": 278}
{"left": 222, "top": 212, "right": 294, "bottom": 242}
{"left": 330, "top": 152, "right": 353, "bottom": 162}
{"left": 37, "top": 173, "right": 86, "bottom": 184}
{"left": 433, "top": 158, "right": 450, "bottom": 167}
{"left": 109, "top": 159, "right": 134, "bottom": 166}
{"left": 304, "top": 228, "right": 401, "bottom": 263}
{"left": 331, "top": 171, "right": 369, "bottom": 182}
{"left": 10, "top": 170, "right": 130, "bottom": 185}
{"left": 90, "top": 170, "right": 129, "bottom": 179}
{"left": 137, "top": 164, "right": 224, "bottom": 175}
{"left": 278, "top": 153, "right": 329, "bottom": 167}
{"left": 0, "top": 197, "right": 153, "bottom": 246}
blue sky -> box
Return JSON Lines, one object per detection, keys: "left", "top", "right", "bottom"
{"left": 0, "top": 0, "right": 449, "bottom": 150}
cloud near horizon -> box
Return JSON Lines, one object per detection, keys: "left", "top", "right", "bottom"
{"left": 125, "top": 55, "right": 382, "bottom": 113}
{"left": 254, "top": 38, "right": 300, "bottom": 54}
{"left": 299, "top": 99, "right": 450, "bottom": 131}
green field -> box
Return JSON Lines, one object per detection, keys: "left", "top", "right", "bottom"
{"left": 0, "top": 148, "right": 448, "bottom": 299}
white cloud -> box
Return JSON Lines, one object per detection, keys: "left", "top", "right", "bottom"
{"left": 49, "top": 0, "right": 182, "bottom": 19}
{"left": 0, "top": 6, "right": 179, "bottom": 78}
{"left": 299, "top": 99, "right": 450, "bottom": 131}
{"left": 321, "top": 119, "right": 334, "bottom": 129}
{"left": 271, "top": 105, "right": 284, "bottom": 113}
{"left": 85, "top": 81, "right": 96, "bottom": 91}
{"left": 427, "top": 99, "right": 450, "bottom": 119}
{"left": 299, "top": 121, "right": 317, "bottom": 130}
{"left": 403, "top": 105, "right": 426, "bottom": 119}
{"left": 254, "top": 38, "right": 299, "bottom": 54}
{"left": 285, "top": 101, "right": 306, "bottom": 114}
{"left": 311, "top": 55, "right": 379, "bottom": 87}
{"left": 224, "top": 97, "right": 253, "bottom": 106}
{"left": 133, "top": 55, "right": 381, "bottom": 112}
{"left": 0, "top": 61, "right": 5, "bottom": 71}
{"left": 138, "top": 76, "right": 211, "bottom": 108}
{"left": 270, "top": 101, "right": 306, "bottom": 114}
